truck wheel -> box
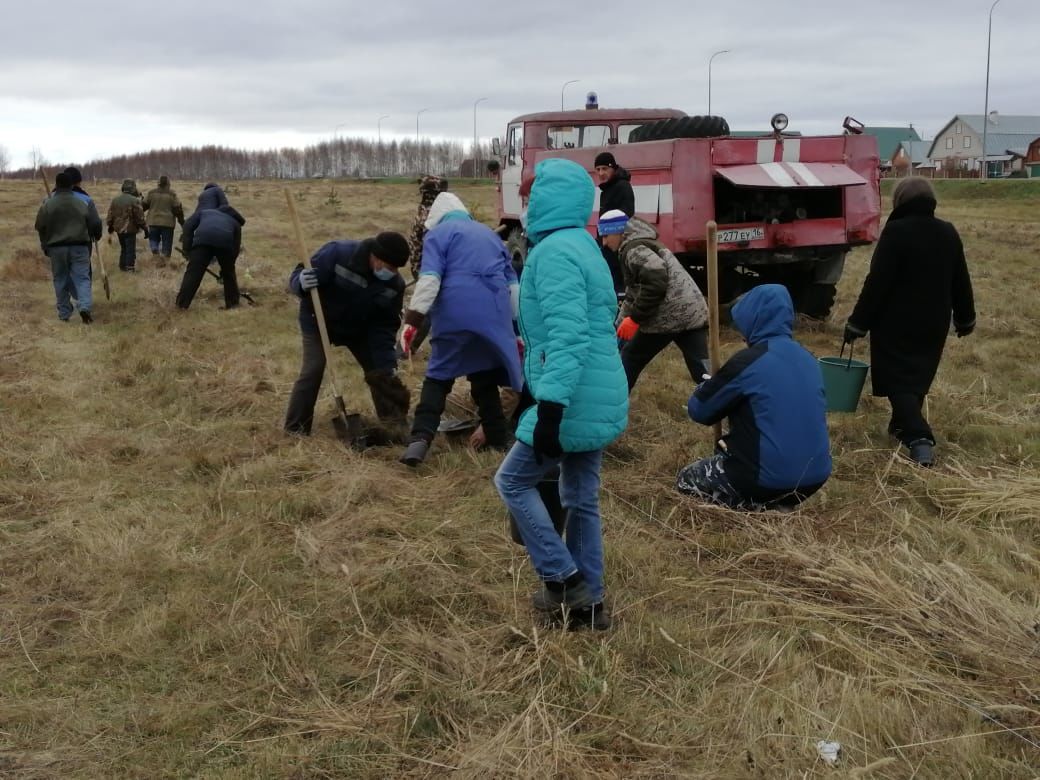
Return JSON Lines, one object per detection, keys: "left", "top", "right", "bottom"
{"left": 792, "top": 282, "right": 837, "bottom": 320}
{"left": 506, "top": 228, "right": 527, "bottom": 276}
{"left": 631, "top": 115, "right": 729, "bottom": 142}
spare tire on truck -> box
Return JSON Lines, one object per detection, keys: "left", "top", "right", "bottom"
{"left": 631, "top": 115, "right": 730, "bottom": 142}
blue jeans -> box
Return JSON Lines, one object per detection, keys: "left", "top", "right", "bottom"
{"left": 48, "top": 245, "right": 92, "bottom": 320}
{"left": 494, "top": 442, "right": 605, "bottom": 601}
{"left": 149, "top": 226, "right": 174, "bottom": 256}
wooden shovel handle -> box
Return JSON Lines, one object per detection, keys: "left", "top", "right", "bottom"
{"left": 706, "top": 220, "right": 723, "bottom": 442}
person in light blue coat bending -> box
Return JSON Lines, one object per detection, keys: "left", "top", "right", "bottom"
{"left": 494, "top": 158, "right": 628, "bottom": 631}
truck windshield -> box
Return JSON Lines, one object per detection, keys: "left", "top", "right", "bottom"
{"left": 547, "top": 125, "right": 610, "bottom": 149}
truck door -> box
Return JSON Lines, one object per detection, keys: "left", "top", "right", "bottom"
{"left": 501, "top": 123, "right": 524, "bottom": 217}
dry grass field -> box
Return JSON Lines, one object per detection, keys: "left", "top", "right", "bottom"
{"left": 1, "top": 176, "right": 1039, "bottom": 778}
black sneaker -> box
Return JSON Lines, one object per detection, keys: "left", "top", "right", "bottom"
{"left": 566, "top": 602, "right": 611, "bottom": 631}
{"left": 908, "top": 439, "right": 934, "bottom": 467}
{"left": 80, "top": 311, "right": 93, "bottom": 325}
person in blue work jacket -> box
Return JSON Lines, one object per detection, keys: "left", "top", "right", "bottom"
{"left": 680, "top": 284, "right": 831, "bottom": 510}
{"left": 398, "top": 192, "right": 523, "bottom": 466}
{"left": 283, "top": 231, "right": 412, "bottom": 436}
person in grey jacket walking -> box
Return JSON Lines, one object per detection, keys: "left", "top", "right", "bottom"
{"left": 599, "top": 210, "right": 710, "bottom": 390}
{"left": 35, "top": 171, "right": 103, "bottom": 323}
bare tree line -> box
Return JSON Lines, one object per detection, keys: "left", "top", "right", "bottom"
{"left": 2, "top": 137, "right": 495, "bottom": 181}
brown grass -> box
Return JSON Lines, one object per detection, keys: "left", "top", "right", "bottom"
{"left": 1, "top": 178, "right": 1039, "bottom": 778}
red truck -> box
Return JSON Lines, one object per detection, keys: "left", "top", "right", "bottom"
{"left": 489, "top": 106, "right": 881, "bottom": 318}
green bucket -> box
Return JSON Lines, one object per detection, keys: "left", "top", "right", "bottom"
{"left": 819, "top": 354, "right": 869, "bottom": 412}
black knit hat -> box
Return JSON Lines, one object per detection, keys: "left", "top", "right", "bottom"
{"left": 54, "top": 172, "right": 73, "bottom": 189}
{"left": 594, "top": 152, "right": 617, "bottom": 168}
{"left": 370, "top": 231, "right": 410, "bottom": 268}
{"left": 63, "top": 166, "right": 83, "bottom": 184}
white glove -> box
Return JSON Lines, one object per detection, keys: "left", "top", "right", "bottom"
{"left": 299, "top": 268, "right": 319, "bottom": 291}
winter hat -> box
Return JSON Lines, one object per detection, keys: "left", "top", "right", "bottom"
{"left": 121, "top": 178, "right": 137, "bottom": 194}
{"left": 203, "top": 182, "right": 220, "bottom": 190}
{"left": 424, "top": 192, "right": 469, "bottom": 230}
{"left": 370, "top": 231, "right": 410, "bottom": 268}
{"left": 597, "top": 209, "right": 629, "bottom": 236}
{"left": 594, "top": 152, "right": 617, "bottom": 169}
{"left": 63, "top": 166, "right": 83, "bottom": 184}
{"left": 892, "top": 176, "right": 936, "bottom": 209}
{"left": 159, "top": 175, "right": 170, "bottom": 187}
{"left": 54, "top": 172, "right": 73, "bottom": 189}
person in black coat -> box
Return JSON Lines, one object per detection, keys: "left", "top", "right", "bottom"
{"left": 176, "top": 204, "right": 246, "bottom": 309}
{"left": 594, "top": 151, "right": 635, "bottom": 296}
{"left": 844, "top": 177, "right": 975, "bottom": 466}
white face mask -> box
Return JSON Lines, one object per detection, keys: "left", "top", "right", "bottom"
{"left": 373, "top": 267, "right": 396, "bottom": 281}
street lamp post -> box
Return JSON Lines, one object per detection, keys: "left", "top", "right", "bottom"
{"left": 981, "top": 0, "right": 1003, "bottom": 181}
{"left": 708, "top": 50, "right": 730, "bottom": 116}
{"left": 473, "top": 97, "right": 488, "bottom": 179}
{"left": 377, "top": 115, "right": 389, "bottom": 177}
{"left": 416, "top": 108, "right": 430, "bottom": 173}
{"left": 560, "top": 79, "right": 580, "bottom": 110}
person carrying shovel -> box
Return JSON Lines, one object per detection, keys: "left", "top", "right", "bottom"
{"left": 283, "top": 231, "right": 412, "bottom": 436}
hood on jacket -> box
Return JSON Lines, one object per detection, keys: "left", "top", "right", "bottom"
{"left": 600, "top": 166, "right": 631, "bottom": 189}
{"left": 617, "top": 216, "right": 658, "bottom": 248}
{"left": 121, "top": 178, "right": 138, "bottom": 194}
{"left": 424, "top": 192, "right": 468, "bottom": 230}
{"left": 158, "top": 175, "right": 170, "bottom": 188}
{"left": 197, "top": 184, "right": 229, "bottom": 212}
{"left": 217, "top": 204, "right": 246, "bottom": 225}
{"left": 526, "top": 158, "right": 594, "bottom": 245}
{"left": 732, "top": 284, "right": 794, "bottom": 345}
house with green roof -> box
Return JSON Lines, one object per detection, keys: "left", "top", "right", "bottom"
{"left": 861, "top": 126, "right": 921, "bottom": 168}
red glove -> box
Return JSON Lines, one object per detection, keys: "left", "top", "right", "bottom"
{"left": 516, "top": 337, "right": 525, "bottom": 362}
{"left": 616, "top": 317, "right": 640, "bottom": 341}
{"left": 400, "top": 325, "right": 418, "bottom": 356}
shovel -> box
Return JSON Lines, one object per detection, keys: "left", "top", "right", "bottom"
{"left": 705, "top": 220, "right": 723, "bottom": 443}
{"left": 284, "top": 189, "right": 362, "bottom": 447}
{"left": 93, "top": 240, "right": 111, "bottom": 300}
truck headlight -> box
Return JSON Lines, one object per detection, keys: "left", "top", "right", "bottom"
{"left": 771, "top": 113, "right": 789, "bottom": 132}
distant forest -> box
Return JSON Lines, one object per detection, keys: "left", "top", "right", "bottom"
{"left": 4, "top": 137, "right": 495, "bottom": 181}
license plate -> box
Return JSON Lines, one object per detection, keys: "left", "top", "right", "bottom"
{"left": 718, "top": 226, "right": 765, "bottom": 244}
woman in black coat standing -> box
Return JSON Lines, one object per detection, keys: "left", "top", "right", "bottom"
{"left": 844, "top": 177, "right": 975, "bottom": 466}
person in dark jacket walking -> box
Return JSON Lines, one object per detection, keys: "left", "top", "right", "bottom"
{"left": 679, "top": 284, "right": 831, "bottom": 510}
{"left": 35, "top": 171, "right": 103, "bottom": 323}
{"left": 593, "top": 152, "right": 634, "bottom": 295}
{"left": 106, "top": 179, "right": 148, "bottom": 271}
{"left": 284, "top": 232, "right": 412, "bottom": 435}
{"left": 176, "top": 205, "right": 245, "bottom": 309}
{"left": 844, "top": 177, "right": 975, "bottom": 467}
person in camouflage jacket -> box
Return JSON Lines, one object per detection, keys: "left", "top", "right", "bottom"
{"left": 106, "top": 179, "right": 147, "bottom": 271}
{"left": 599, "top": 211, "right": 710, "bottom": 391}
{"left": 407, "top": 175, "right": 449, "bottom": 279}
{"left": 142, "top": 175, "right": 185, "bottom": 263}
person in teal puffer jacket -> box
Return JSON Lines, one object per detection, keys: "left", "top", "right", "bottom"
{"left": 494, "top": 157, "right": 628, "bottom": 631}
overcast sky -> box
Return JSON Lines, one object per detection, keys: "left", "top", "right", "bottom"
{"left": 1, "top": 0, "right": 1037, "bottom": 168}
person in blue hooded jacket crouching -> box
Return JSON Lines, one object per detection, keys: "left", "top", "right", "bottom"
{"left": 679, "top": 284, "right": 831, "bottom": 511}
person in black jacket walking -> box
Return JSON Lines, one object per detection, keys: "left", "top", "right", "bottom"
{"left": 176, "top": 204, "right": 246, "bottom": 309}
{"left": 844, "top": 177, "right": 975, "bottom": 467}
{"left": 593, "top": 152, "right": 634, "bottom": 295}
